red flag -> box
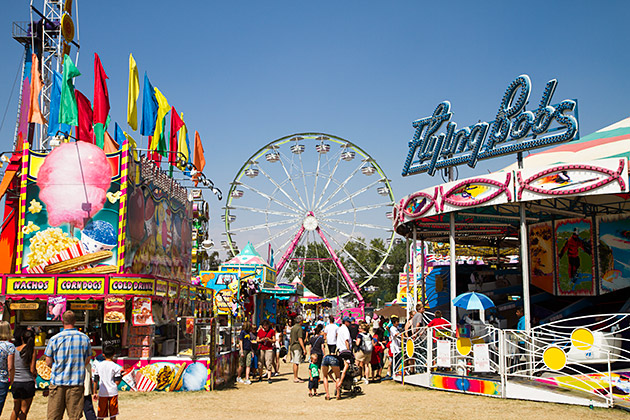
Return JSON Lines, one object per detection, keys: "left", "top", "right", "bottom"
{"left": 93, "top": 53, "right": 110, "bottom": 125}
{"left": 147, "top": 136, "right": 161, "bottom": 164}
{"left": 193, "top": 131, "right": 205, "bottom": 186}
{"left": 75, "top": 89, "right": 94, "bottom": 143}
{"left": 169, "top": 107, "right": 184, "bottom": 166}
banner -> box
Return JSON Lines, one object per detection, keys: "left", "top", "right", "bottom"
{"left": 555, "top": 218, "right": 595, "bottom": 296}
{"left": 598, "top": 215, "right": 630, "bottom": 293}
{"left": 123, "top": 157, "right": 192, "bottom": 282}
{"left": 6, "top": 277, "right": 54, "bottom": 295}
{"left": 155, "top": 279, "right": 168, "bottom": 297}
{"left": 473, "top": 343, "right": 490, "bottom": 372}
{"left": 436, "top": 340, "right": 451, "bottom": 367}
{"left": 200, "top": 271, "right": 238, "bottom": 291}
{"left": 57, "top": 277, "right": 105, "bottom": 295}
{"left": 104, "top": 296, "right": 126, "bottom": 323}
{"left": 529, "top": 222, "right": 555, "bottom": 294}
{"left": 168, "top": 282, "right": 179, "bottom": 299}
{"left": 47, "top": 296, "right": 67, "bottom": 321}
{"left": 109, "top": 277, "right": 154, "bottom": 295}
{"left": 132, "top": 296, "right": 154, "bottom": 326}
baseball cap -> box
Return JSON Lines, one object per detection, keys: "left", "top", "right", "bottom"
{"left": 343, "top": 316, "right": 351, "bottom": 322}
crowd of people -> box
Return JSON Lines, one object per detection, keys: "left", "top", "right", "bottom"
{"left": 0, "top": 311, "right": 120, "bottom": 420}
{"left": 0, "top": 306, "right": 454, "bottom": 418}
{"left": 235, "top": 305, "right": 446, "bottom": 400}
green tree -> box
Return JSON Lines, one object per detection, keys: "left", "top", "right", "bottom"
{"left": 280, "top": 237, "right": 408, "bottom": 306}
{"left": 282, "top": 244, "right": 338, "bottom": 298}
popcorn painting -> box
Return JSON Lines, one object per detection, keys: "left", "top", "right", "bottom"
{"left": 36, "top": 142, "right": 112, "bottom": 229}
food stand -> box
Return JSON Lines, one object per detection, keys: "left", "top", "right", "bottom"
{"left": 0, "top": 139, "right": 221, "bottom": 392}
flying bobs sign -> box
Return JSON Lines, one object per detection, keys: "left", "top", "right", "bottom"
{"left": 402, "top": 75, "right": 579, "bottom": 176}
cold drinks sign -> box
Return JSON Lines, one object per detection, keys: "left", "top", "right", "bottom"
{"left": 402, "top": 75, "right": 579, "bottom": 176}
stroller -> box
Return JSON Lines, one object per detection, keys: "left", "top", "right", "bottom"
{"left": 338, "top": 351, "right": 362, "bottom": 396}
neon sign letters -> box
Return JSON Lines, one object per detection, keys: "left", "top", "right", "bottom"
{"left": 402, "top": 75, "right": 579, "bottom": 176}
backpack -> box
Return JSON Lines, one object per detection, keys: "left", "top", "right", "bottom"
{"left": 360, "top": 333, "right": 373, "bottom": 352}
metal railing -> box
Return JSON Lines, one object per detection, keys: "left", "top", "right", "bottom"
{"left": 396, "top": 313, "right": 630, "bottom": 408}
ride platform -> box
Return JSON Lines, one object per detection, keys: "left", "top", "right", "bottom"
{"left": 396, "top": 370, "right": 629, "bottom": 410}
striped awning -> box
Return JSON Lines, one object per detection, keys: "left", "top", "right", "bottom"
{"left": 503, "top": 117, "right": 630, "bottom": 171}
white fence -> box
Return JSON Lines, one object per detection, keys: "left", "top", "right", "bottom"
{"left": 397, "top": 313, "right": 630, "bottom": 408}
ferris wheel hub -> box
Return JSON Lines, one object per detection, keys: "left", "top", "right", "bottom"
{"left": 303, "top": 214, "right": 318, "bottom": 231}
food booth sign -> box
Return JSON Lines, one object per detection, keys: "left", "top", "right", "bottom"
{"left": 108, "top": 277, "right": 155, "bottom": 295}
{"left": 57, "top": 277, "right": 106, "bottom": 295}
{"left": 155, "top": 280, "right": 168, "bottom": 297}
{"left": 402, "top": 74, "right": 579, "bottom": 176}
{"left": 7, "top": 277, "right": 55, "bottom": 295}
{"left": 168, "top": 282, "right": 179, "bottom": 299}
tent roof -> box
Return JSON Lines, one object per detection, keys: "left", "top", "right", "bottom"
{"left": 502, "top": 117, "right": 630, "bottom": 171}
{"left": 223, "top": 242, "right": 270, "bottom": 267}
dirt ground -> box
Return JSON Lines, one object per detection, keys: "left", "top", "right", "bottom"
{"left": 2, "top": 361, "right": 626, "bottom": 420}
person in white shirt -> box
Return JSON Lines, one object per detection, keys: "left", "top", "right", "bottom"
{"left": 335, "top": 317, "right": 352, "bottom": 353}
{"left": 389, "top": 317, "right": 401, "bottom": 377}
{"left": 93, "top": 347, "right": 122, "bottom": 420}
{"left": 323, "top": 316, "right": 339, "bottom": 354}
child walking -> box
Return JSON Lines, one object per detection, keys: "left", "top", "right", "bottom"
{"left": 93, "top": 346, "right": 122, "bottom": 420}
{"left": 308, "top": 353, "right": 320, "bottom": 397}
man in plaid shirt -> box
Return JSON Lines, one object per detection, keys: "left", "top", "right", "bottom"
{"left": 45, "top": 310, "right": 92, "bottom": 420}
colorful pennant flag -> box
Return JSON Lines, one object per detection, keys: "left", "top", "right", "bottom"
{"left": 157, "top": 112, "right": 169, "bottom": 158}
{"left": 103, "top": 130, "right": 119, "bottom": 154}
{"left": 127, "top": 54, "right": 139, "bottom": 131}
{"left": 59, "top": 55, "right": 81, "bottom": 126}
{"left": 75, "top": 89, "right": 94, "bottom": 143}
{"left": 151, "top": 87, "right": 170, "bottom": 151}
{"left": 47, "top": 71, "right": 71, "bottom": 137}
{"left": 93, "top": 54, "right": 110, "bottom": 149}
{"left": 28, "top": 53, "right": 47, "bottom": 124}
{"left": 140, "top": 73, "right": 158, "bottom": 136}
{"left": 169, "top": 107, "right": 184, "bottom": 165}
{"left": 178, "top": 113, "right": 191, "bottom": 170}
{"left": 124, "top": 131, "right": 138, "bottom": 161}
{"left": 193, "top": 131, "right": 205, "bottom": 186}
{"left": 93, "top": 53, "right": 110, "bottom": 124}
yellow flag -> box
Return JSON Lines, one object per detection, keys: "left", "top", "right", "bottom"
{"left": 150, "top": 87, "right": 170, "bottom": 149}
{"left": 127, "top": 54, "right": 139, "bottom": 131}
{"left": 124, "top": 131, "right": 138, "bottom": 161}
{"left": 177, "top": 112, "right": 189, "bottom": 169}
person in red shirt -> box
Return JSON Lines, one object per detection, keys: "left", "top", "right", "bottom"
{"left": 256, "top": 320, "right": 276, "bottom": 384}
{"left": 425, "top": 310, "right": 451, "bottom": 341}
{"left": 558, "top": 228, "right": 589, "bottom": 285}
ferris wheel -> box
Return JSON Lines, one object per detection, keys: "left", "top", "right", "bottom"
{"left": 224, "top": 133, "right": 395, "bottom": 302}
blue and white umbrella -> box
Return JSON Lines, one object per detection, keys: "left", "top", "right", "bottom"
{"left": 452, "top": 291, "right": 495, "bottom": 311}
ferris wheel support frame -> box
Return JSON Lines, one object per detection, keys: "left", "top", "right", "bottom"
{"left": 275, "top": 211, "right": 365, "bottom": 317}
{"left": 275, "top": 225, "right": 305, "bottom": 275}
{"left": 315, "top": 224, "right": 365, "bottom": 316}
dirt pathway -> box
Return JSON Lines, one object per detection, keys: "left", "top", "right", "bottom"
{"left": 3, "top": 361, "right": 624, "bottom": 420}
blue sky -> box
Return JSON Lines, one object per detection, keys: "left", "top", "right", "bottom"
{"left": 1, "top": 0, "right": 629, "bottom": 253}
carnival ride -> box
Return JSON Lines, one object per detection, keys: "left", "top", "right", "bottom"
{"left": 394, "top": 117, "right": 630, "bottom": 409}
{"left": 224, "top": 133, "right": 395, "bottom": 317}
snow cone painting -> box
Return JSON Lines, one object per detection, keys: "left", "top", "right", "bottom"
{"left": 19, "top": 143, "right": 123, "bottom": 274}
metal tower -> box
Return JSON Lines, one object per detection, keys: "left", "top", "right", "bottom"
{"left": 12, "top": 0, "right": 80, "bottom": 151}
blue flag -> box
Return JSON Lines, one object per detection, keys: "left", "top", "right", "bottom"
{"left": 47, "top": 71, "right": 71, "bottom": 137}
{"left": 140, "top": 72, "right": 158, "bottom": 136}
{"left": 114, "top": 122, "right": 126, "bottom": 145}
